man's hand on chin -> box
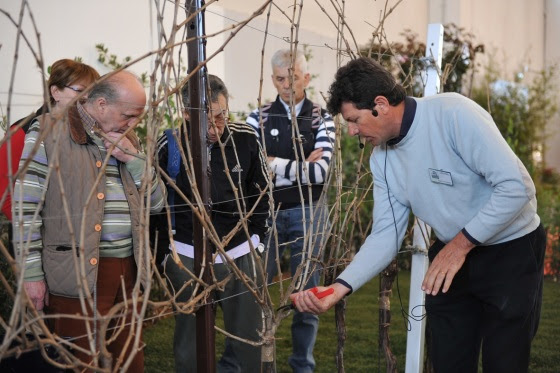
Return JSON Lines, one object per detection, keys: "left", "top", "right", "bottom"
{"left": 103, "top": 131, "right": 138, "bottom": 163}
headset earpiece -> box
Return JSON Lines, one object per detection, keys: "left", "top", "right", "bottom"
{"left": 372, "top": 109, "right": 378, "bottom": 117}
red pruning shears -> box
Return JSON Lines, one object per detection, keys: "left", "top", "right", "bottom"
{"left": 277, "top": 287, "right": 335, "bottom": 312}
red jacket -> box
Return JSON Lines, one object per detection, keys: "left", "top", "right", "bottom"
{"left": 0, "top": 107, "right": 45, "bottom": 220}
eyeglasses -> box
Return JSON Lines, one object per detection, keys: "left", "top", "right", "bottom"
{"left": 209, "top": 109, "right": 228, "bottom": 125}
{"left": 65, "top": 85, "right": 84, "bottom": 93}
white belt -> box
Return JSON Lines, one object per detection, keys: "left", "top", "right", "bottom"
{"left": 170, "top": 234, "right": 260, "bottom": 264}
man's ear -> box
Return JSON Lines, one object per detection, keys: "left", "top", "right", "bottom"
{"left": 374, "top": 95, "right": 390, "bottom": 114}
{"left": 95, "top": 97, "right": 108, "bottom": 114}
{"left": 303, "top": 72, "right": 311, "bottom": 87}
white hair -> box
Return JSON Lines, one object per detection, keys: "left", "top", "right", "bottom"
{"left": 271, "top": 49, "right": 308, "bottom": 73}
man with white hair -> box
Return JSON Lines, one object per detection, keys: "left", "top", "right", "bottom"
{"left": 246, "top": 48, "right": 335, "bottom": 372}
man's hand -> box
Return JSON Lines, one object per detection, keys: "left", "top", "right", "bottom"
{"left": 306, "top": 148, "right": 323, "bottom": 162}
{"left": 422, "top": 232, "right": 475, "bottom": 295}
{"left": 103, "top": 131, "right": 138, "bottom": 163}
{"left": 289, "top": 283, "right": 350, "bottom": 315}
{"left": 24, "top": 280, "right": 48, "bottom": 311}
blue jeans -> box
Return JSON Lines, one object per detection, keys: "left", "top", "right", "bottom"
{"left": 266, "top": 203, "right": 328, "bottom": 372}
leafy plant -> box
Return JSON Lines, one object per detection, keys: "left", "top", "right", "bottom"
{"left": 96, "top": 43, "right": 148, "bottom": 84}
{"left": 471, "top": 58, "right": 558, "bottom": 175}
{"left": 0, "top": 115, "right": 7, "bottom": 132}
{"left": 361, "top": 23, "right": 484, "bottom": 97}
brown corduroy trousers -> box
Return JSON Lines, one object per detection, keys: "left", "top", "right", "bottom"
{"left": 47, "top": 256, "right": 144, "bottom": 372}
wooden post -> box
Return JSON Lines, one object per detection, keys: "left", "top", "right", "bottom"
{"left": 405, "top": 23, "right": 443, "bottom": 373}
{"left": 185, "top": 1, "right": 215, "bottom": 372}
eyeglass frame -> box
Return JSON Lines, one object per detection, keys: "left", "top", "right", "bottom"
{"left": 65, "top": 85, "right": 84, "bottom": 93}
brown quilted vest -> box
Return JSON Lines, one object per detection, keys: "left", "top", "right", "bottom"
{"left": 39, "top": 107, "right": 144, "bottom": 298}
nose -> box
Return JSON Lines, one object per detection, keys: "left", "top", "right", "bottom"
{"left": 348, "top": 123, "right": 359, "bottom": 136}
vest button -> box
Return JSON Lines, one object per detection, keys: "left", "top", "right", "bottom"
{"left": 94, "top": 224, "right": 102, "bottom": 232}
{"left": 96, "top": 160, "right": 102, "bottom": 168}
{"left": 97, "top": 192, "right": 105, "bottom": 200}
{"left": 90, "top": 257, "right": 98, "bottom": 266}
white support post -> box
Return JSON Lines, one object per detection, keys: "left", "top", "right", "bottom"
{"left": 405, "top": 23, "right": 443, "bottom": 373}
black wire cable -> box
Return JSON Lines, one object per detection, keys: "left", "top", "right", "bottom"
{"left": 380, "top": 144, "right": 426, "bottom": 371}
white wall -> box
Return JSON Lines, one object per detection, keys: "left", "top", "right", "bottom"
{"left": 0, "top": 0, "right": 434, "bottom": 124}
{"left": 0, "top": 0, "right": 155, "bottom": 124}
{"left": 1, "top": 0, "right": 558, "bottom": 169}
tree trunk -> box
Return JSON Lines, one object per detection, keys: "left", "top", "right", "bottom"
{"left": 334, "top": 298, "right": 347, "bottom": 373}
{"left": 261, "top": 310, "right": 276, "bottom": 373}
{"left": 325, "top": 259, "right": 347, "bottom": 373}
{"left": 379, "top": 259, "right": 398, "bottom": 373}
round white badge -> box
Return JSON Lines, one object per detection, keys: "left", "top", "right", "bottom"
{"left": 270, "top": 129, "right": 279, "bottom": 136}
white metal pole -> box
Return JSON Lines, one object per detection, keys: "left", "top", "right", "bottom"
{"left": 405, "top": 23, "right": 443, "bottom": 373}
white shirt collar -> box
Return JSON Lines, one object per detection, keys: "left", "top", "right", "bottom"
{"left": 279, "top": 96, "right": 305, "bottom": 119}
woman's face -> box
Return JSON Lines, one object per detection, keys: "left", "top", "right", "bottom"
{"left": 49, "top": 80, "right": 88, "bottom": 109}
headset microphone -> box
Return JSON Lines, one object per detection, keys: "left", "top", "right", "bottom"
{"left": 359, "top": 141, "right": 365, "bottom": 149}
{"left": 372, "top": 102, "right": 379, "bottom": 117}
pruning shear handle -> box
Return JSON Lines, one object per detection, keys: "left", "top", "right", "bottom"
{"left": 277, "top": 287, "right": 334, "bottom": 312}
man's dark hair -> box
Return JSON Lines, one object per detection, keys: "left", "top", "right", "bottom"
{"left": 326, "top": 57, "right": 406, "bottom": 115}
{"left": 181, "top": 74, "right": 229, "bottom": 109}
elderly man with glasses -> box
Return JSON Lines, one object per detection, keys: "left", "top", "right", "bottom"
{"left": 153, "top": 74, "right": 270, "bottom": 372}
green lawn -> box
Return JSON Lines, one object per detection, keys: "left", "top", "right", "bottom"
{"left": 144, "top": 272, "right": 560, "bottom": 372}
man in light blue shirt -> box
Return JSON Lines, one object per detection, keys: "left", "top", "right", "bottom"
{"left": 291, "top": 57, "right": 545, "bottom": 373}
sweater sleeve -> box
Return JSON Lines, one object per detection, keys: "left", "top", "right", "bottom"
{"left": 246, "top": 136, "right": 271, "bottom": 242}
{"left": 246, "top": 108, "right": 262, "bottom": 137}
{"left": 450, "top": 100, "right": 536, "bottom": 244}
{"left": 13, "top": 121, "right": 47, "bottom": 281}
{"left": 124, "top": 150, "right": 166, "bottom": 214}
{"left": 337, "top": 150, "right": 410, "bottom": 292}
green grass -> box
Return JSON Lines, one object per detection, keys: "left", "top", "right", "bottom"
{"left": 144, "top": 272, "right": 560, "bottom": 372}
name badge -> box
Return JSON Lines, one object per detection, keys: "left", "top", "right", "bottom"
{"left": 429, "top": 168, "right": 453, "bottom": 186}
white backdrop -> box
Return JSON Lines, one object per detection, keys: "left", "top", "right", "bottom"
{"left": 1, "top": 0, "right": 558, "bottom": 169}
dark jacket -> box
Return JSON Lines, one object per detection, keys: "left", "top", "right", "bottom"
{"left": 154, "top": 122, "right": 270, "bottom": 252}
